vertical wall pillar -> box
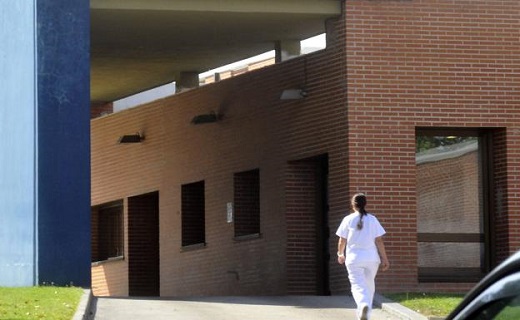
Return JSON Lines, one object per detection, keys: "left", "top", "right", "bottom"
{"left": 37, "top": 0, "right": 91, "bottom": 287}
{"left": 0, "top": 1, "right": 38, "bottom": 286}
{"left": 177, "top": 71, "right": 200, "bottom": 92}
{"left": 275, "top": 40, "right": 301, "bottom": 63}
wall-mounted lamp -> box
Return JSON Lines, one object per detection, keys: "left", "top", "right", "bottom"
{"left": 191, "top": 111, "right": 223, "bottom": 125}
{"left": 280, "top": 88, "right": 307, "bottom": 100}
{"left": 118, "top": 132, "right": 144, "bottom": 144}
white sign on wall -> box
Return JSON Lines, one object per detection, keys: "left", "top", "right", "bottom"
{"left": 227, "top": 202, "right": 233, "bottom": 223}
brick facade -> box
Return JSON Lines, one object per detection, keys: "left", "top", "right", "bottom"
{"left": 91, "top": 0, "right": 520, "bottom": 296}
{"left": 345, "top": 0, "right": 520, "bottom": 292}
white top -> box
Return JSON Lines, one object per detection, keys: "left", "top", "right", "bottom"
{"left": 336, "top": 212, "right": 386, "bottom": 265}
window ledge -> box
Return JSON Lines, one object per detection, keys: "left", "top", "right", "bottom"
{"left": 234, "top": 233, "right": 262, "bottom": 242}
{"left": 91, "top": 256, "right": 124, "bottom": 266}
{"left": 181, "top": 242, "right": 207, "bottom": 252}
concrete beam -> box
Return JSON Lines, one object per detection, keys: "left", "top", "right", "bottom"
{"left": 91, "top": 0, "right": 341, "bottom": 15}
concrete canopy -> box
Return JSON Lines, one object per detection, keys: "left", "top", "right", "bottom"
{"left": 90, "top": 0, "right": 341, "bottom": 104}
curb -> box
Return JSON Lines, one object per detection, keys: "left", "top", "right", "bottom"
{"left": 72, "top": 289, "right": 95, "bottom": 320}
{"left": 374, "top": 294, "right": 430, "bottom": 320}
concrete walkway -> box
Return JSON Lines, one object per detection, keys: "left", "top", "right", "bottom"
{"left": 87, "top": 295, "right": 428, "bottom": 320}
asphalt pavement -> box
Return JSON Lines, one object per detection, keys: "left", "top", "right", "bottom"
{"left": 85, "top": 294, "right": 429, "bottom": 320}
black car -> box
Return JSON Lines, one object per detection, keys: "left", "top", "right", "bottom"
{"left": 445, "top": 250, "right": 520, "bottom": 319}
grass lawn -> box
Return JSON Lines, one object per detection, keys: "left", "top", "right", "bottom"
{"left": 0, "top": 286, "right": 84, "bottom": 320}
{"left": 385, "top": 292, "right": 465, "bottom": 318}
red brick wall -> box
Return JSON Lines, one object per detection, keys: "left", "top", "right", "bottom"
{"left": 346, "top": 0, "right": 520, "bottom": 292}
{"left": 91, "top": 14, "right": 350, "bottom": 295}
{"left": 91, "top": 259, "right": 128, "bottom": 296}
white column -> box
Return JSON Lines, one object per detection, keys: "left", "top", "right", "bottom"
{"left": 0, "top": 0, "right": 37, "bottom": 286}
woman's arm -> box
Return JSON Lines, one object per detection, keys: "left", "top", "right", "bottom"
{"left": 337, "top": 237, "right": 347, "bottom": 264}
{"left": 375, "top": 236, "right": 390, "bottom": 271}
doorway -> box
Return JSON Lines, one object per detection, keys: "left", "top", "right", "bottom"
{"left": 286, "top": 154, "right": 330, "bottom": 295}
{"left": 128, "top": 191, "right": 160, "bottom": 296}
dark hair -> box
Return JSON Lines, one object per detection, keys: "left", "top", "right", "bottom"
{"left": 352, "top": 193, "right": 367, "bottom": 230}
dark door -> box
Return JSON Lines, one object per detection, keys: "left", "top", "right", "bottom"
{"left": 286, "top": 154, "right": 330, "bottom": 295}
{"left": 128, "top": 191, "right": 160, "bottom": 296}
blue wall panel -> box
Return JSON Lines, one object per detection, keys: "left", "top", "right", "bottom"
{"left": 0, "top": 1, "right": 37, "bottom": 286}
{"left": 37, "top": 0, "right": 91, "bottom": 287}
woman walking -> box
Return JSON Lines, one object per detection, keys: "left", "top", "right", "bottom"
{"left": 336, "top": 193, "right": 390, "bottom": 320}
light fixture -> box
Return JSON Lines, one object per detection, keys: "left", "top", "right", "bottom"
{"left": 118, "top": 132, "right": 144, "bottom": 144}
{"left": 191, "top": 111, "right": 222, "bottom": 125}
{"left": 280, "top": 88, "right": 307, "bottom": 100}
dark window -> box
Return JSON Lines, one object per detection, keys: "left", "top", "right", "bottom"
{"left": 234, "top": 169, "right": 260, "bottom": 238}
{"left": 181, "top": 181, "right": 205, "bottom": 247}
{"left": 92, "top": 201, "right": 124, "bottom": 262}
{"left": 416, "top": 128, "right": 493, "bottom": 282}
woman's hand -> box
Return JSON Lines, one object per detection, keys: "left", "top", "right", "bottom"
{"left": 337, "top": 237, "right": 347, "bottom": 265}
{"left": 375, "top": 236, "right": 390, "bottom": 271}
{"left": 380, "top": 258, "right": 390, "bottom": 271}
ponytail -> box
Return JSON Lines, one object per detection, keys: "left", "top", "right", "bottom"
{"left": 352, "top": 193, "right": 367, "bottom": 230}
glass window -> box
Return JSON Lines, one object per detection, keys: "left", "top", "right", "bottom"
{"left": 92, "top": 201, "right": 124, "bottom": 262}
{"left": 416, "top": 130, "right": 490, "bottom": 282}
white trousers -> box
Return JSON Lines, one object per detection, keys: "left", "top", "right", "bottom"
{"left": 346, "top": 261, "right": 380, "bottom": 319}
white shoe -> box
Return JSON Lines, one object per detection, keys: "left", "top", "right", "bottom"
{"left": 359, "top": 305, "right": 368, "bottom": 320}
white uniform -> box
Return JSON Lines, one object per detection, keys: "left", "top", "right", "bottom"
{"left": 336, "top": 212, "right": 386, "bottom": 319}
